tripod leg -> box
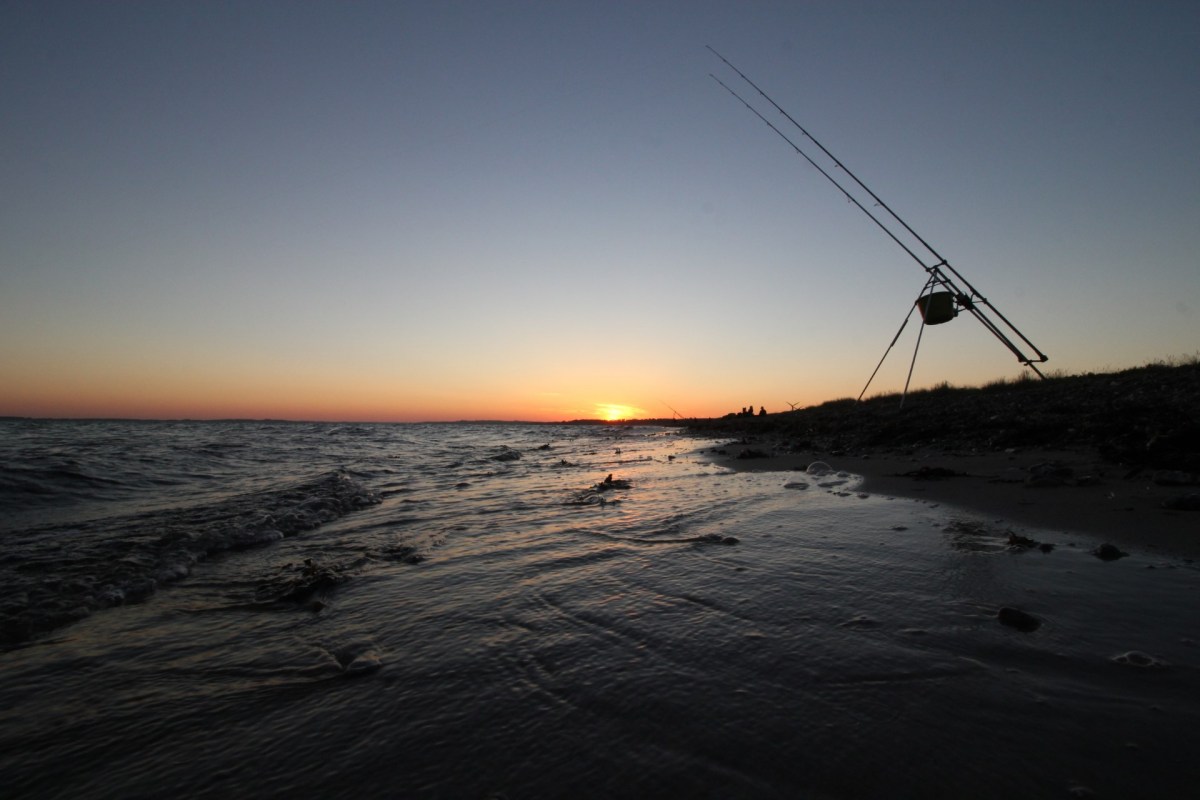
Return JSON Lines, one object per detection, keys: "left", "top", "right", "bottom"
{"left": 857, "top": 307, "right": 915, "bottom": 402}
{"left": 899, "top": 315, "right": 928, "bottom": 409}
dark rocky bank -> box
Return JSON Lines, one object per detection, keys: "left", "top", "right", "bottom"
{"left": 685, "top": 360, "right": 1200, "bottom": 472}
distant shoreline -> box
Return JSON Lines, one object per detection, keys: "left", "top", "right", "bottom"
{"left": 0, "top": 415, "right": 677, "bottom": 426}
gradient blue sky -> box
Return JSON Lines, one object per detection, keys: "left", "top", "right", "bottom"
{"left": 2, "top": 1, "right": 1197, "bottom": 420}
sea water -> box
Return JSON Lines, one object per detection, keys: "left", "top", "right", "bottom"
{"left": 1, "top": 420, "right": 1197, "bottom": 798}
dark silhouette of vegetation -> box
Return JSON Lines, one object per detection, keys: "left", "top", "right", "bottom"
{"left": 686, "top": 358, "right": 1200, "bottom": 471}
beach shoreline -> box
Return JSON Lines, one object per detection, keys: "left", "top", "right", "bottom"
{"left": 697, "top": 438, "right": 1200, "bottom": 559}
{"left": 5, "top": 420, "right": 1199, "bottom": 798}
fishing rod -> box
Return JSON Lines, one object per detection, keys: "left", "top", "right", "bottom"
{"left": 708, "top": 47, "right": 1049, "bottom": 382}
{"left": 661, "top": 401, "right": 684, "bottom": 420}
{"left": 709, "top": 73, "right": 928, "bottom": 272}
{"left": 709, "top": 46, "right": 944, "bottom": 269}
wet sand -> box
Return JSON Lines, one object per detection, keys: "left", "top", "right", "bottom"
{"left": 702, "top": 440, "right": 1200, "bottom": 559}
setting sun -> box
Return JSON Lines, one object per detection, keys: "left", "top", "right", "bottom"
{"left": 595, "top": 403, "right": 644, "bottom": 422}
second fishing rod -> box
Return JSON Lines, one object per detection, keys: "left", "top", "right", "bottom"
{"left": 708, "top": 45, "right": 948, "bottom": 275}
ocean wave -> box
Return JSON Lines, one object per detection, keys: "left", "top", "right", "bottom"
{"left": 0, "top": 463, "right": 123, "bottom": 498}
{"left": 0, "top": 470, "right": 380, "bottom": 648}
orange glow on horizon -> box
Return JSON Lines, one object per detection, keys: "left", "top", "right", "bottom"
{"left": 594, "top": 403, "right": 645, "bottom": 422}
{"left": 0, "top": 376, "right": 846, "bottom": 423}
{"left": 1, "top": 351, "right": 855, "bottom": 423}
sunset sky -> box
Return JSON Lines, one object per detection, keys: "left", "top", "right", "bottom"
{"left": 2, "top": 1, "right": 1197, "bottom": 421}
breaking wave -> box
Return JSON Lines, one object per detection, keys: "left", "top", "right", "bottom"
{"left": 0, "top": 470, "right": 379, "bottom": 647}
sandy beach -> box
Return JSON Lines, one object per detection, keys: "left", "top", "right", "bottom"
{"left": 701, "top": 440, "right": 1200, "bottom": 559}
{"left": 687, "top": 360, "right": 1200, "bottom": 559}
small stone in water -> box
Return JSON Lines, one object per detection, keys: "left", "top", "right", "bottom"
{"left": 345, "top": 651, "right": 383, "bottom": 675}
{"left": 997, "top": 607, "right": 1041, "bottom": 632}
{"left": 1111, "top": 650, "right": 1166, "bottom": 668}
{"left": 1093, "top": 543, "right": 1128, "bottom": 561}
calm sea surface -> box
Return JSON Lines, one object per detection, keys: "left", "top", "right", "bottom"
{"left": 1, "top": 420, "right": 1197, "bottom": 798}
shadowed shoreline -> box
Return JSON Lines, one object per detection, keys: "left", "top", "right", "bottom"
{"left": 685, "top": 359, "right": 1200, "bottom": 557}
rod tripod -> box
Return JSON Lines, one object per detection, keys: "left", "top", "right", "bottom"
{"left": 856, "top": 259, "right": 1047, "bottom": 407}
{"left": 708, "top": 47, "right": 1048, "bottom": 404}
